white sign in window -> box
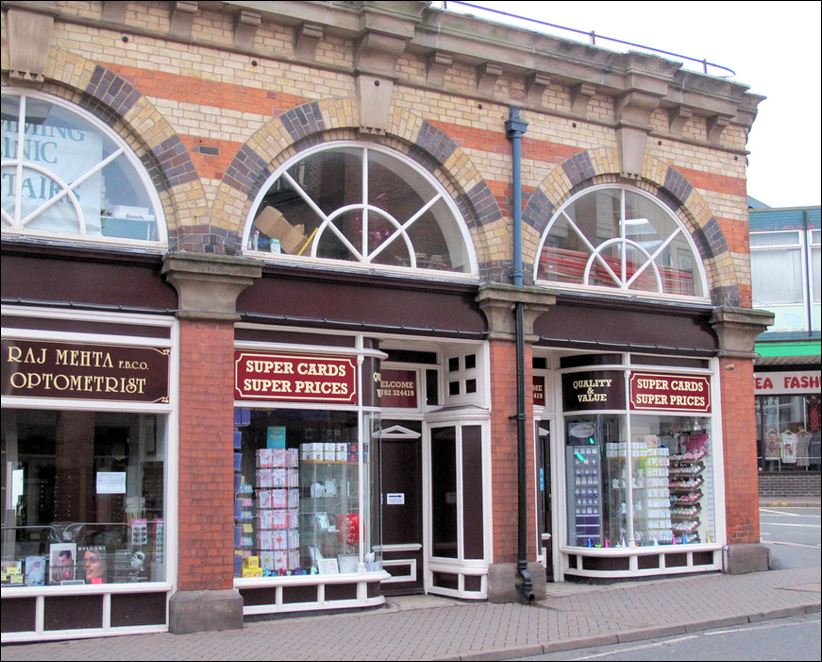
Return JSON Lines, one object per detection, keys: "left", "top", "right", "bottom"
{"left": 96, "top": 471, "right": 127, "bottom": 494}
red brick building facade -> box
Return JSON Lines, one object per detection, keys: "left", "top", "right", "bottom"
{"left": 2, "top": 0, "right": 771, "bottom": 642}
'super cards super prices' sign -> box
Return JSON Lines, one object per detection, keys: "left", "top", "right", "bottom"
{"left": 629, "top": 372, "right": 711, "bottom": 413}
{"left": 235, "top": 352, "right": 357, "bottom": 404}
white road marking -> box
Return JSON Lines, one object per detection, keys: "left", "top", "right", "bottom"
{"left": 568, "top": 636, "right": 699, "bottom": 659}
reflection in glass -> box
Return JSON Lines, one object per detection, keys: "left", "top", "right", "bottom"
{"left": 232, "top": 408, "right": 381, "bottom": 577}
{"left": 565, "top": 415, "right": 626, "bottom": 548}
{"left": 1, "top": 409, "right": 166, "bottom": 587}
{"left": 629, "top": 415, "right": 713, "bottom": 545}
{"left": 1, "top": 93, "right": 161, "bottom": 242}
{"left": 248, "top": 145, "right": 471, "bottom": 273}
{"left": 431, "top": 426, "right": 457, "bottom": 558}
{"left": 537, "top": 187, "right": 704, "bottom": 298}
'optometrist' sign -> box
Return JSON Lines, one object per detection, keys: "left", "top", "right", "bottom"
{"left": 2, "top": 338, "right": 169, "bottom": 403}
{"left": 629, "top": 372, "right": 711, "bottom": 413}
{"left": 235, "top": 351, "right": 357, "bottom": 404}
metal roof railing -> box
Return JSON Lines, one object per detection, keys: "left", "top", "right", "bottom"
{"left": 439, "top": 1, "right": 736, "bottom": 78}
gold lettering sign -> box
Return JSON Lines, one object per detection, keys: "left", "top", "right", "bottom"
{"left": 2, "top": 339, "right": 170, "bottom": 403}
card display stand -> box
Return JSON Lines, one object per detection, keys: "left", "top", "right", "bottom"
{"left": 668, "top": 449, "right": 706, "bottom": 544}
{"left": 566, "top": 445, "right": 602, "bottom": 547}
{"left": 299, "top": 442, "right": 360, "bottom": 571}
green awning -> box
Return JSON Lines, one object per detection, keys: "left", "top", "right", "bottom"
{"left": 755, "top": 340, "right": 821, "bottom": 358}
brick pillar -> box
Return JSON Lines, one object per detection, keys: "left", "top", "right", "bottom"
{"left": 477, "top": 284, "right": 554, "bottom": 601}
{"left": 719, "top": 358, "right": 760, "bottom": 544}
{"left": 710, "top": 306, "right": 773, "bottom": 574}
{"left": 488, "top": 339, "right": 538, "bottom": 563}
{"left": 163, "top": 253, "right": 260, "bottom": 633}
{"left": 177, "top": 320, "right": 235, "bottom": 591}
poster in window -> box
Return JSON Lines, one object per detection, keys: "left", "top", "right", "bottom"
{"left": 49, "top": 543, "right": 77, "bottom": 584}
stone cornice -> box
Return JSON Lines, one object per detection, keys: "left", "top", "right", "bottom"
{"left": 4, "top": 0, "right": 762, "bottom": 130}
{"left": 224, "top": 1, "right": 762, "bottom": 130}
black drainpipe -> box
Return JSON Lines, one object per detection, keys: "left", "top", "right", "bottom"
{"left": 506, "top": 107, "right": 534, "bottom": 603}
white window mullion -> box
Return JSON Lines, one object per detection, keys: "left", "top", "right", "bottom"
{"left": 18, "top": 149, "right": 123, "bottom": 232}
{"left": 620, "top": 190, "right": 627, "bottom": 286}
{"left": 14, "top": 95, "right": 26, "bottom": 226}
{"left": 362, "top": 147, "right": 369, "bottom": 258}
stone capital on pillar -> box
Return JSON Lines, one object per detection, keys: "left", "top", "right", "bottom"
{"left": 709, "top": 306, "right": 774, "bottom": 359}
{"left": 476, "top": 283, "right": 555, "bottom": 342}
{"left": 162, "top": 252, "right": 261, "bottom": 321}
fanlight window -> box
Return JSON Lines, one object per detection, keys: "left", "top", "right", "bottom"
{"left": 246, "top": 144, "right": 475, "bottom": 275}
{"left": 535, "top": 186, "right": 706, "bottom": 299}
{"left": 1, "top": 92, "right": 164, "bottom": 244}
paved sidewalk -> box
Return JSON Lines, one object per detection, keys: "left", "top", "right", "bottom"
{"left": 2, "top": 566, "right": 819, "bottom": 661}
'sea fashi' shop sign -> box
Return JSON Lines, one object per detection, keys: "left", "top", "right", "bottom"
{"left": 235, "top": 352, "right": 357, "bottom": 404}
{"left": 629, "top": 372, "right": 711, "bottom": 413}
{"left": 754, "top": 370, "right": 821, "bottom": 396}
{"left": 2, "top": 338, "right": 170, "bottom": 403}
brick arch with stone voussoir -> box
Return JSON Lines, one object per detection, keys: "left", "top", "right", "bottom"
{"left": 210, "top": 98, "right": 506, "bottom": 278}
{"left": 10, "top": 48, "right": 210, "bottom": 251}
{"left": 522, "top": 147, "right": 748, "bottom": 307}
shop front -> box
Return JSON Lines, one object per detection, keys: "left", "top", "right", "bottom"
{"left": 1, "top": 307, "right": 176, "bottom": 641}
{"left": 754, "top": 368, "right": 821, "bottom": 495}
{"left": 227, "top": 327, "right": 493, "bottom": 613}
{"left": 536, "top": 352, "right": 723, "bottom": 579}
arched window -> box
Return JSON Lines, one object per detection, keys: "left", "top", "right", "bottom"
{"left": 534, "top": 186, "right": 707, "bottom": 299}
{"left": 1, "top": 91, "right": 165, "bottom": 245}
{"left": 245, "top": 143, "right": 476, "bottom": 276}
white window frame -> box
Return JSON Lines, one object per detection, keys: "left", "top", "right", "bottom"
{"left": 243, "top": 141, "right": 478, "bottom": 280}
{"left": 750, "top": 228, "right": 818, "bottom": 333}
{"left": 534, "top": 184, "right": 709, "bottom": 303}
{"left": 0, "top": 305, "right": 178, "bottom": 643}
{"left": 1, "top": 89, "right": 167, "bottom": 249}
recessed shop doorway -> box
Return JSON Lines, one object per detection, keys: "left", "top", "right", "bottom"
{"left": 536, "top": 420, "right": 554, "bottom": 581}
{"left": 378, "top": 420, "right": 424, "bottom": 595}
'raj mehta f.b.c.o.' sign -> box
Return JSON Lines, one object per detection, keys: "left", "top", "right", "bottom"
{"left": 629, "top": 372, "right": 711, "bottom": 413}
{"left": 235, "top": 351, "right": 357, "bottom": 404}
{"left": 2, "top": 338, "right": 170, "bottom": 403}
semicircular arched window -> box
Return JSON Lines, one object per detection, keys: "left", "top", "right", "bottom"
{"left": 1, "top": 91, "right": 165, "bottom": 245}
{"left": 245, "top": 143, "right": 476, "bottom": 276}
{"left": 534, "top": 186, "right": 707, "bottom": 299}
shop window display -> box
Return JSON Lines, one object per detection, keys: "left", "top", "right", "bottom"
{"left": 565, "top": 413, "right": 714, "bottom": 548}
{"left": 756, "top": 394, "right": 821, "bottom": 472}
{"left": 245, "top": 144, "right": 474, "bottom": 275}
{"left": 233, "top": 408, "right": 379, "bottom": 578}
{"left": 1, "top": 92, "right": 164, "bottom": 244}
{"left": 1, "top": 409, "right": 166, "bottom": 587}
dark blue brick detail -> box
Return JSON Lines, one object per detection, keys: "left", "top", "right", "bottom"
{"left": 561, "top": 152, "right": 595, "bottom": 187}
{"left": 457, "top": 181, "right": 502, "bottom": 230}
{"left": 663, "top": 167, "right": 693, "bottom": 206}
{"left": 86, "top": 66, "right": 140, "bottom": 117}
{"left": 522, "top": 188, "right": 555, "bottom": 234}
{"left": 711, "top": 285, "right": 740, "bottom": 307}
{"left": 416, "top": 121, "right": 458, "bottom": 165}
{"left": 281, "top": 102, "right": 325, "bottom": 141}
{"left": 691, "top": 217, "right": 729, "bottom": 260}
{"left": 224, "top": 145, "right": 272, "bottom": 199}
{"left": 151, "top": 135, "right": 198, "bottom": 188}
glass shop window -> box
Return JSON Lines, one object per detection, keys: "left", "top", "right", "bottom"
{"left": 245, "top": 144, "right": 474, "bottom": 276}
{"left": 232, "top": 408, "right": 379, "bottom": 578}
{"left": 1, "top": 92, "right": 164, "bottom": 244}
{"left": 535, "top": 186, "right": 706, "bottom": 300}
{"left": 1, "top": 409, "right": 166, "bottom": 587}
